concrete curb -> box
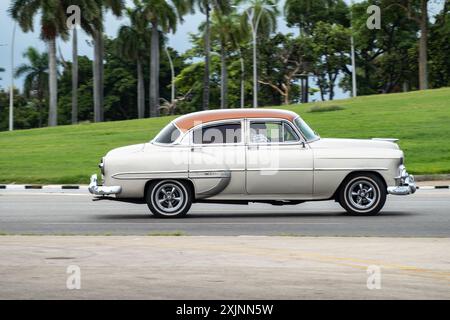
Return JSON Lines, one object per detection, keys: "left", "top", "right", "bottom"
{"left": 416, "top": 185, "right": 450, "bottom": 190}
{"left": 415, "top": 174, "right": 450, "bottom": 181}
{"left": 0, "top": 185, "right": 88, "bottom": 190}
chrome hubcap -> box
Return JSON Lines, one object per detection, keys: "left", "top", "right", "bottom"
{"left": 347, "top": 180, "right": 378, "bottom": 210}
{"left": 154, "top": 183, "right": 184, "bottom": 213}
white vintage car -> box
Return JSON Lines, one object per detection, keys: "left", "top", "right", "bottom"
{"left": 89, "top": 109, "right": 416, "bottom": 217}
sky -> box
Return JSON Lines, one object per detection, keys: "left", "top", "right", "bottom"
{"left": 0, "top": 0, "right": 445, "bottom": 102}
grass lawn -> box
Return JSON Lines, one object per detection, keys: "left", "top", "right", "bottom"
{"left": 0, "top": 87, "right": 449, "bottom": 184}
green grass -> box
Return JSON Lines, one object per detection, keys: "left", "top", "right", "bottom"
{"left": 1, "top": 88, "right": 449, "bottom": 184}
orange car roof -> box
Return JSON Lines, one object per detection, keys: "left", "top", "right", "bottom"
{"left": 173, "top": 109, "right": 299, "bottom": 132}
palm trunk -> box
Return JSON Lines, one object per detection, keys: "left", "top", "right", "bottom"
{"left": 137, "top": 59, "right": 145, "bottom": 119}
{"left": 304, "top": 77, "right": 309, "bottom": 103}
{"left": 93, "top": 29, "right": 104, "bottom": 122}
{"left": 240, "top": 55, "right": 245, "bottom": 108}
{"left": 220, "top": 44, "right": 228, "bottom": 109}
{"left": 238, "top": 47, "right": 245, "bottom": 108}
{"left": 165, "top": 46, "right": 175, "bottom": 103}
{"left": 99, "top": 32, "right": 104, "bottom": 120}
{"left": 71, "top": 27, "right": 78, "bottom": 124}
{"left": 301, "top": 77, "right": 309, "bottom": 103}
{"left": 418, "top": 0, "right": 428, "bottom": 90}
{"left": 252, "top": 30, "right": 258, "bottom": 108}
{"left": 37, "top": 93, "right": 43, "bottom": 128}
{"left": 149, "top": 23, "right": 160, "bottom": 117}
{"left": 202, "top": 5, "right": 211, "bottom": 110}
{"left": 48, "top": 38, "right": 58, "bottom": 127}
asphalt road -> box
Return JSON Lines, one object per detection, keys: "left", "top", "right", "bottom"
{"left": 0, "top": 189, "right": 449, "bottom": 236}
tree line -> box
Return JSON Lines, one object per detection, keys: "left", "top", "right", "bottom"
{"left": 0, "top": 0, "right": 449, "bottom": 131}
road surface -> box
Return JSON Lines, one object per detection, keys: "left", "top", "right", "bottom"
{"left": 1, "top": 189, "right": 449, "bottom": 236}
{"left": 0, "top": 236, "right": 449, "bottom": 299}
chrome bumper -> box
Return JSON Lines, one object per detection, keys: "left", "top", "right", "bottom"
{"left": 387, "top": 165, "right": 416, "bottom": 195}
{"left": 88, "top": 174, "right": 121, "bottom": 196}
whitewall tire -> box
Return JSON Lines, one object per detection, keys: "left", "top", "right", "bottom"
{"left": 146, "top": 180, "right": 192, "bottom": 218}
{"left": 338, "top": 173, "right": 386, "bottom": 216}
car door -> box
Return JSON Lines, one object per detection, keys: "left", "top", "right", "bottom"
{"left": 188, "top": 120, "right": 246, "bottom": 199}
{"left": 245, "top": 119, "right": 313, "bottom": 196}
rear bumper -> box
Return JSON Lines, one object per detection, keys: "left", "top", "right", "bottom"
{"left": 88, "top": 174, "right": 121, "bottom": 196}
{"left": 387, "top": 165, "right": 416, "bottom": 195}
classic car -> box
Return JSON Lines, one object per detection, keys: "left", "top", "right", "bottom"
{"left": 89, "top": 109, "right": 416, "bottom": 217}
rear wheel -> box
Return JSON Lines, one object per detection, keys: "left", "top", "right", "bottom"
{"left": 338, "top": 173, "right": 386, "bottom": 216}
{"left": 146, "top": 180, "right": 192, "bottom": 218}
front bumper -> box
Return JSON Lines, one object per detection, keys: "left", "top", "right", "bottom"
{"left": 88, "top": 174, "right": 122, "bottom": 196}
{"left": 387, "top": 165, "right": 416, "bottom": 195}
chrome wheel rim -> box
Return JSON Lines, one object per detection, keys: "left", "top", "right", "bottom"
{"left": 154, "top": 183, "right": 185, "bottom": 214}
{"left": 347, "top": 179, "right": 378, "bottom": 210}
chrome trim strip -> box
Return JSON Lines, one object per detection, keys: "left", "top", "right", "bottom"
{"left": 315, "top": 168, "right": 388, "bottom": 171}
{"left": 112, "top": 167, "right": 386, "bottom": 180}
{"left": 247, "top": 168, "right": 312, "bottom": 172}
{"left": 189, "top": 168, "right": 243, "bottom": 173}
{"left": 112, "top": 170, "right": 187, "bottom": 180}
{"left": 189, "top": 171, "right": 232, "bottom": 179}
{"left": 372, "top": 138, "right": 399, "bottom": 143}
{"left": 316, "top": 157, "right": 399, "bottom": 160}
{"left": 112, "top": 169, "right": 240, "bottom": 180}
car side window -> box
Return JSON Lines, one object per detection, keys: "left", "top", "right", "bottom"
{"left": 249, "top": 121, "right": 299, "bottom": 144}
{"left": 282, "top": 122, "right": 299, "bottom": 142}
{"left": 193, "top": 122, "right": 242, "bottom": 145}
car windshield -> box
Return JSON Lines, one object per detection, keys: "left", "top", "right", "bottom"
{"left": 153, "top": 123, "right": 181, "bottom": 144}
{"left": 294, "top": 117, "right": 319, "bottom": 141}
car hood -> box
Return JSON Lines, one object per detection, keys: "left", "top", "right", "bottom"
{"left": 106, "top": 143, "right": 145, "bottom": 157}
{"left": 310, "top": 138, "right": 399, "bottom": 150}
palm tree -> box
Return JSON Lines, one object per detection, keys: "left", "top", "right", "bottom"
{"left": 67, "top": 1, "right": 98, "bottom": 124}
{"left": 9, "top": 0, "right": 70, "bottom": 126}
{"left": 82, "top": 0, "right": 124, "bottom": 123}
{"left": 71, "top": 20, "right": 79, "bottom": 124}
{"left": 193, "top": 0, "right": 231, "bottom": 110}
{"left": 142, "top": 0, "right": 189, "bottom": 118}
{"left": 116, "top": 1, "right": 151, "bottom": 119}
{"left": 14, "top": 47, "right": 49, "bottom": 127}
{"left": 238, "top": 0, "right": 278, "bottom": 108}
{"left": 210, "top": 11, "right": 247, "bottom": 109}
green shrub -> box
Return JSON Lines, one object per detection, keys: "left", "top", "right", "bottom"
{"left": 308, "top": 105, "right": 345, "bottom": 113}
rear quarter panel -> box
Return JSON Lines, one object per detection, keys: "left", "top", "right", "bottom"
{"left": 104, "top": 144, "right": 189, "bottom": 198}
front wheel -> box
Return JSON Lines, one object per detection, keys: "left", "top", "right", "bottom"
{"left": 338, "top": 173, "right": 386, "bottom": 216}
{"left": 146, "top": 180, "right": 192, "bottom": 218}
